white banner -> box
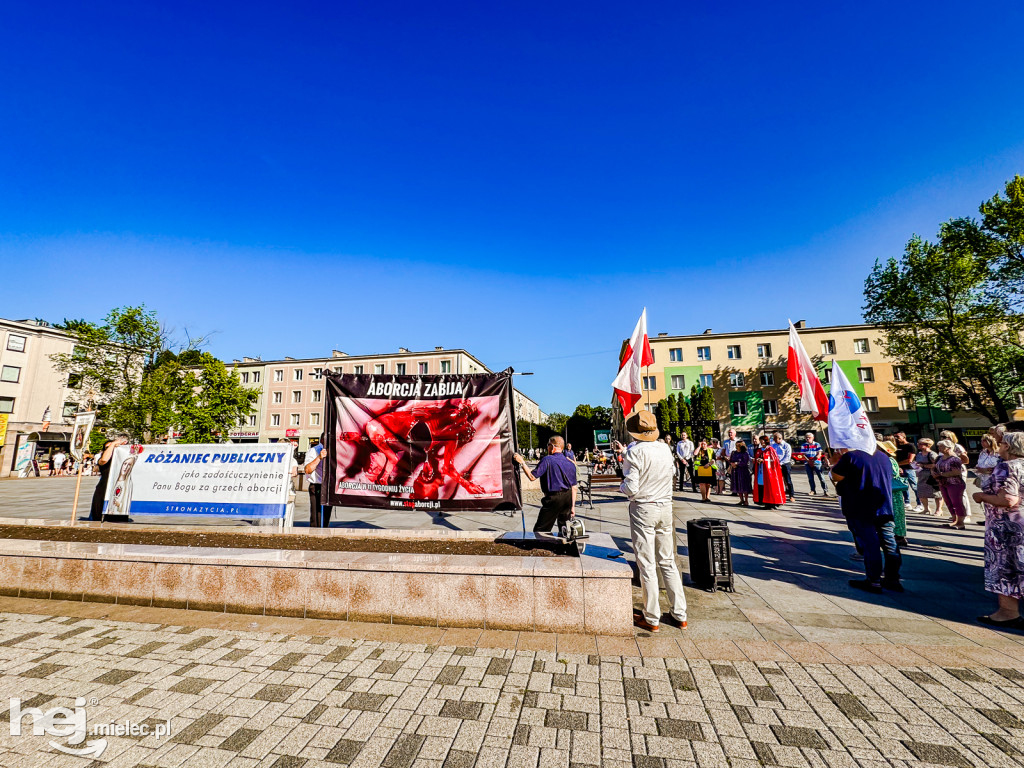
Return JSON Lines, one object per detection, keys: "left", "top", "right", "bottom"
{"left": 70, "top": 412, "right": 96, "bottom": 462}
{"left": 103, "top": 443, "right": 292, "bottom": 518}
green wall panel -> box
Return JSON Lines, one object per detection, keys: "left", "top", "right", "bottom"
{"left": 663, "top": 365, "right": 704, "bottom": 395}
{"left": 817, "top": 359, "right": 865, "bottom": 399}
{"left": 728, "top": 391, "right": 764, "bottom": 427}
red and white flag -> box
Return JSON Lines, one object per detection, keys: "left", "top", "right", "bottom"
{"left": 787, "top": 320, "right": 829, "bottom": 420}
{"left": 612, "top": 309, "right": 654, "bottom": 414}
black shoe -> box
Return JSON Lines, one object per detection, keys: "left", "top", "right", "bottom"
{"left": 977, "top": 615, "right": 1024, "bottom": 629}
{"left": 881, "top": 580, "right": 904, "bottom": 593}
{"left": 660, "top": 614, "right": 687, "bottom": 629}
{"left": 849, "top": 579, "right": 883, "bottom": 594}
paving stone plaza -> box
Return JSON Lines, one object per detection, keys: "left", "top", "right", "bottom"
{"left": 0, "top": 474, "right": 1023, "bottom": 766}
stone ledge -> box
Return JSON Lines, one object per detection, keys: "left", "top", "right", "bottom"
{"left": 0, "top": 531, "right": 633, "bottom": 635}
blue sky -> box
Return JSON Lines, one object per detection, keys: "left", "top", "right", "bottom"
{"left": 2, "top": 2, "right": 1022, "bottom": 414}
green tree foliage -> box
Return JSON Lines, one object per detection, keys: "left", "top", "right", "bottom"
{"left": 864, "top": 179, "right": 1024, "bottom": 424}
{"left": 545, "top": 412, "right": 569, "bottom": 434}
{"left": 52, "top": 306, "right": 165, "bottom": 438}
{"left": 52, "top": 306, "right": 256, "bottom": 441}
{"left": 516, "top": 419, "right": 539, "bottom": 452}
{"left": 565, "top": 403, "right": 614, "bottom": 450}
{"left": 152, "top": 352, "right": 258, "bottom": 443}
{"left": 655, "top": 397, "right": 672, "bottom": 435}
{"left": 676, "top": 393, "right": 691, "bottom": 430}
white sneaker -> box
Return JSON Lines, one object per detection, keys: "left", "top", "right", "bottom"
{"left": 914, "top": 505, "right": 923, "bottom": 512}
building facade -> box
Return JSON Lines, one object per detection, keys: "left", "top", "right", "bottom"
{"left": 0, "top": 319, "right": 79, "bottom": 477}
{"left": 616, "top": 320, "right": 1019, "bottom": 452}
{"left": 222, "top": 347, "right": 546, "bottom": 453}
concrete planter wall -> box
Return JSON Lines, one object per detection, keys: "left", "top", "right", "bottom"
{"left": 0, "top": 522, "right": 633, "bottom": 635}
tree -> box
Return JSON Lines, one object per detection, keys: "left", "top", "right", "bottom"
{"left": 155, "top": 353, "right": 258, "bottom": 443}
{"left": 655, "top": 396, "right": 672, "bottom": 435}
{"left": 52, "top": 306, "right": 256, "bottom": 441}
{"left": 566, "top": 403, "right": 615, "bottom": 450}
{"left": 676, "top": 393, "right": 691, "bottom": 430}
{"left": 697, "top": 387, "right": 716, "bottom": 435}
{"left": 52, "top": 306, "right": 165, "bottom": 438}
{"left": 864, "top": 222, "right": 1024, "bottom": 424}
{"left": 545, "top": 412, "right": 569, "bottom": 434}
{"left": 516, "top": 419, "right": 539, "bottom": 453}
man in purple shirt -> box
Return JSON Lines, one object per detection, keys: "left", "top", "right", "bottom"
{"left": 516, "top": 436, "right": 577, "bottom": 534}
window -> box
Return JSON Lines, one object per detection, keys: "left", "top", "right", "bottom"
{"left": 62, "top": 402, "right": 78, "bottom": 419}
{"left": 862, "top": 397, "right": 878, "bottom": 412}
{"left": 440, "top": 360, "right": 452, "bottom": 373}
{"left": 6, "top": 334, "right": 26, "bottom": 352}
{"left": 333, "top": 366, "right": 342, "bottom": 374}
{"left": 764, "top": 399, "right": 778, "bottom": 415}
{"left": 854, "top": 338, "right": 870, "bottom": 354}
{"left": 1016, "top": 393, "right": 1024, "bottom": 409}
{"left": 820, "top": 368, "right": 832, "bottom": 384}
{"left": 274, "top": 369, "right": 283, "bottom": 382}
{"left": 240, "top": 372, "right": 249, "bottom": 384}
{"left": 642, "top": 376, "right": 657, "bottom": 391}
{"left": 731, "top": 400, "right": 747, "bottom": 416}
{"left": 857, "top": 367, "right": 874, "bottom": 383}
{"left": 310, "top": 413, "right": 320, "bottom": 426}
{"left": 669, "top": 348, "right": 682, "bottom": 362}
{"left": 727, "top": 345, "right": 741, "bottom": 360}
{"left": 649, "top": 349, "right": 655, "bottom": 363}
{"left": 396, "top": 363, "right": 406, "bottom": 375}
{"left": 893, "top": 366, "right": 905, "bottom": 381}
{"left": 271, "top": 414, "right": 281, "bottom": 426}
{"left": 759, "top": 371, "right": 775, "bottom": 387}
{"left": 757, "top": 343, "right": 772, "bottom": 359}
{"left": 312, "top": 389, "right": 322, "bottom": 403}
{"left": 67, "top": 373, "right": 82, "bottom": 389}
{"left": 700, "top": 374, "right": 713, "bottom": 388}
{"left": 354, "top": 365, "right": 364, "bottom": 375}
{"left": 312, "top": 367, "right": 323, "bottom": 379}
{"left": 248, "top": 415, "right": 257, "bottom": 426}
{"left": 374, "top": 364, "right": 385, "bottom": 374}
{"left": 272, "top": 392, "right": 283, "bottom": 404}
{"left": 697, "top": 346, "right": 711, "bottom": 361}
{"left": 290, "top": 414, "right": 300, "bottom": 426}
{"left": 292, "top": 391, "right": 302, "bottom": 403}
{"left": 898, "top": 397, "right": 913, "bottom": 411}
{"left": 729, "top": 372, "right": 744, "bottom": 387}
{"left": 1, "top": 365, "right": 21, "bottom": 383}
{"left": 293, "top": 369, "right": 303, "bottom": 381}
{"left": 252, "top": 371, "right": 261, "bottom": 383}
{"left": 419, "top": 362, "right": 429, "bottom": 374}
{"left": 821, "top": 340, "right": 836, "bottom": 355}
{"left": 671, "top": 375, "right": 685, "bottom": 390}
{"left": 0, "top": 397, "right": 13, "bottom": 414}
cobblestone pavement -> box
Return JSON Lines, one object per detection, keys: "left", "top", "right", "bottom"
{"left": 2, "top": 608, "right": 1024, "bottom": 768}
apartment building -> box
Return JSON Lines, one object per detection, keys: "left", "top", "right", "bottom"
{"left": 225, "top": 347, "right": 545, "bottom": 452}
{"left": 617, "top": 320, "right": 1018, "bottom": 451}
{"left": 0, "top": 319, "right": 78, "bottom": 477}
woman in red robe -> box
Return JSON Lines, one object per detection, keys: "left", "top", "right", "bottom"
{"left": 753, "top": 435, "right": 786, "bottom": 508}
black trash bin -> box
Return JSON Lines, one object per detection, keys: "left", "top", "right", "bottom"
{"left": 686, "top": 518, "right": 734, "bottom": 592}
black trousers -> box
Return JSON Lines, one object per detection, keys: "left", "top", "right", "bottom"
{"left": 780, "top": 464, "right": 795, "bottom": 497}
{"left": 309, "top": 483, "right": 333, "bottom": 527}
{"left": 676, "top": 459, "right": 694, "bottom": 491}
{"left": 534, "top": 489, "right": 573, "bottom": 534}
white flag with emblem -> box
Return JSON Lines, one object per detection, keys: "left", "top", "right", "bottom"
{"left": 827, "top": 360, "right": 877, "bottom": 453}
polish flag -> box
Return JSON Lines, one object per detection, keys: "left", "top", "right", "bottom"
{"left": 612, "top": 309, "right": 654, "bottom": 414}
{"left": 787, "top": 321, "right": 829, "bottom": 421}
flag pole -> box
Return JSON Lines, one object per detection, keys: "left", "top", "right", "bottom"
{"left": 70, "top": 460, "right": 84, "bottom": 524}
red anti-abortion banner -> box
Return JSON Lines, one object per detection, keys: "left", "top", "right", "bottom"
{"left": 323, "top": 368, "right": 521, "bottom": 512}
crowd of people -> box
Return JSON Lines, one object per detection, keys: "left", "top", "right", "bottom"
{"left": 568, "top": 421, "right": 1024, "bottom": 633}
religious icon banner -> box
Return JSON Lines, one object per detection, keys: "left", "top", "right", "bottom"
{"left": 323, "top": 368, "right": 522, "bottom": 512}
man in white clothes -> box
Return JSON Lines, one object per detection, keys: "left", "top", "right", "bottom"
{"left": 616, "top": 410, "right": 687, "bottom": 633}
{"left": 675, "top": 430, "right": 695, "bottom": 492}
{"left": 721, "top": 428, "right": 738, "bottom": 493}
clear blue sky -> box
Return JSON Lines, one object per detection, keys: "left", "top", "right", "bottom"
{"left": 2, "top": 2, "right": 1022, "bottom": 414}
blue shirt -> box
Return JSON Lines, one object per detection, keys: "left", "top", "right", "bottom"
{"left": 833, "top": 449, "right": 894, "bottom": 522}
{"left": 801, "top": 442, "right": 822, "bottom": 460}
{"left": 533, "top": 453, "right": 577, "bottom": 494}
{"left": 772, "top": 441, "right": 792, "bottom": 464}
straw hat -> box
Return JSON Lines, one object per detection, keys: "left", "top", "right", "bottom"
{"left": 625, "top": 410, "right": 659, "bottom": 442}
{"left": 877, "top": 440, "right": 897, "bottom": 456}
